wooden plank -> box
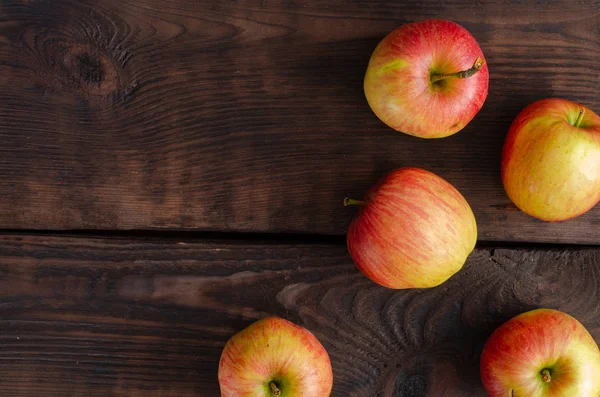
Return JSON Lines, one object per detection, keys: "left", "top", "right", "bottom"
{"left": 0, "top": 234, "right": 598, "bottom": 396}
{"left": 0, "top": 0, "right": 599, "bottom": 243}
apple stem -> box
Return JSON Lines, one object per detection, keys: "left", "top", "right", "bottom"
{"left": 574, "top": 108, "right": 585, "bottom": 128}
{"left": 430, "top": 57, "right": 486, "bottom": 83}
{"left": 269, "top": 382, "right": 281, "bottom": 396}
{"left": 344, "top": 197, "right": 367, "bottom": 207}
{"left": 541, "top": 369, "right": 552, "bottom": 383}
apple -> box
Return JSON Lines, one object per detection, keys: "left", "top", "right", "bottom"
{"left": 364, "top": 19, "right": 489, "bottom": 139}
{"left": 501, "top": 98, "right": 600, "bottom": 221}
{"left": 344, "top": 168, "right": 477, "bottom": 289}
{"left": 481, "top": 308, "right": 600, "bottom": 397}
{"left": 218, "top": 317, "right": 333, "bottom": 397}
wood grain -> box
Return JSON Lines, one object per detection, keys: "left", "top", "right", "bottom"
{"left": 0, "top": 234, "right": 598, "bottom": 396}
{"left": 1, "top": 0, "right": 599, "bottom": 243}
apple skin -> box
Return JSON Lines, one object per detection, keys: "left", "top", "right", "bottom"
{"left": 501, "top": 98, "right": 600, "bottom": 221}
{"left": 364, "top": 19, "right": 488, "bottom": 138}
{"left": 218, "top": 317, "right": 333, "bottom": 397}
{"left": 480, "top": 308, "right": 600, "bottom": 397}
{"left": 346, "top": 168, "right": 477, "bottom": 289}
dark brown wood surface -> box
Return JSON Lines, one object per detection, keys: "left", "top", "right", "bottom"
{"left": 2, "top": 1, "right": 600, "bottom": 395}
{"left": 0, "top": 234, "right": 597, "bottom": 396}
{"left": 1, "top": 0, "right": 599, "bottom": 243}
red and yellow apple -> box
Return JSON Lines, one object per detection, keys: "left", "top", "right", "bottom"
{"left": 364, "top": 19, "right": 489, "bottom": 138}
{"left": 501, "top": 98, "right": 600, "bottom": 221}
{"left": 481, "top": 308, "right": 600, "bottom": 397}
{"left": 218, "top": 317, "right": 333, "bottom": 397}
{"left": 344, "top": 168, "right": 477, "bottom": 289}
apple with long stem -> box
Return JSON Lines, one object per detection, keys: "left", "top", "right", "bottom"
{"left": 501, "top": 98, "right": 600, "bottom": 221}
{"left": 481, "top": 308, "right": 600, "bottom": 396}
{"left": 344, "top": 168, "right": 477, "bottom": 289}
{"left": 364, "top": 19, "right": 489, "bottom": 138}
{"left": 218, "top": 317, "right": 333, "bottom": 397}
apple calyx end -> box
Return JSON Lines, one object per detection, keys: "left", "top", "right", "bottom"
{"left": 430, "top": 57, "right": 486, "bottom": 83}
{"left": 540, "top": 368, "right": 552, "bottom": 383}
{"left": 269, "top": 381, "right": 281, "bottom": 396}
{"left": 344, "top": 197, "right": 367, "bottom": 207}
{"left": 574, "top": 108, "right": 586, "bottom": 128}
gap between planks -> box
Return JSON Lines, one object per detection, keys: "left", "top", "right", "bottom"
{"left": 0, "top": 228, "right": 596, "bottom": 249}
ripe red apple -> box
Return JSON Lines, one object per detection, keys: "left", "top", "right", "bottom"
{"left": 501, "top": 98, "right": 600, "bottom": 221}
{"left": 218, "top": 317, "right": 333, "bottom": 397}
{"left": 481, "top": 308, "right": 600, "bottom": 397}
{"left": 344, "top": 168, "right": 477, "bottom": 289}
{"left": 364, "top": 19, "right": 489, "bottom": 138}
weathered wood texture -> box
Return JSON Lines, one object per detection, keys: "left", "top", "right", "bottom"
{"left": 0, "top": 234, "right": 598, "bottom": 396}
{"left": 1, "top": 0, "right": 599, "bottom": 243}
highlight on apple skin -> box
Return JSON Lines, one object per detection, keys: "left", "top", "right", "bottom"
{"left": 501, "top": 98, "right": 600, "bottom": 221}
{"left": 344, "top": 168, "right": 477, "bottom": 289}
{"left": 218, "top": 317, "right": 333, "bottom": 397}
{"left": 364, "top": 19, "right": 489, "bottom": 139}
{"left": 480, "top": 308, "right": 600, "bottom": 397}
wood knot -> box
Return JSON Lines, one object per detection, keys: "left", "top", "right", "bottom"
{"left": 58, "top": 44, "right": 119, "bottom": 96}
{"left": 23, "top": 27, "right": 129, "bottom": 99}
{"left": 14, "top": 2, "right": 136, "bottom": 102}
{"left": 76, "top": 53, "right": 105, "bottom": 83}
{"left": 383, "top": 368, "right": 429, "bottom": 397}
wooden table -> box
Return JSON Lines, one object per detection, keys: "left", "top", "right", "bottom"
{"left": 0, "top": 1, "right": 598, "bottom": 395}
